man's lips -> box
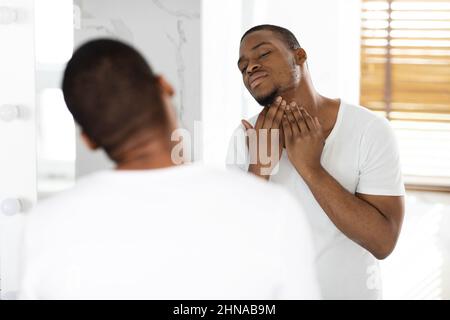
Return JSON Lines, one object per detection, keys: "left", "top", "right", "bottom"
{"left": 249, "top": 72, "right": 268, "bottom": 90}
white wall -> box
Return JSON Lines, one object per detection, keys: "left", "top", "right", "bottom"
{"left": 201, "top": 0, "right": 245, "bottom": 167}
{"left": 74, "top": 0, "right": 201, "bottom": 177}
{"left": 0, "top": 0, "right": 37, "bottom": 299}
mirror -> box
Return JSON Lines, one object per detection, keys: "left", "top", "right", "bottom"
{"left": 35, "top": 0, "right": 201, "bottom": 199}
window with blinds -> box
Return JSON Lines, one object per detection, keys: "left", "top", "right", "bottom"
{"left": 360, "top": 0, "right": 450, "bottom": 188}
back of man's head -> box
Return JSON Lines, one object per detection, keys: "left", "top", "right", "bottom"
{"left": 62, "top": 39, "right": 169, "bottom": 159}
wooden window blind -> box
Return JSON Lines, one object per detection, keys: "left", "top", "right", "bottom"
{"left": 361, "top": 0, "right": 450, "bottom": 188}
{"left": 361, "top": 0, "right": 450, "bottom": 122}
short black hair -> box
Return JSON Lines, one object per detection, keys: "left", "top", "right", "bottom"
{"left": 241, "top": 24, "right": 301, "bottom": 50}
{"left": 62, "top": 39, "right": 168, "bottom": 158}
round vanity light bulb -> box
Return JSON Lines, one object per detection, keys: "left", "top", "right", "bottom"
{"left": 0, "top": 105, "right": 20, "bottom": 122}
{"left": 1, "top": 198, "right": 22, "bottom": 216}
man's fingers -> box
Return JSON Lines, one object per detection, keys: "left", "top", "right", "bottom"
{"left": 269, "top": 96, "right": 283, "bottom": 108}
{"left": 285, "top": 105, "right": 300, "bottom": 136}
{"left": 272, "top": 100, "right": 286, "bottom": 128}
{"left": 281, "top": 115, "right": 292, "bottom": 140}
{"left": 300, "top": 108, "right": 316, "bottom": 131}
{"left": 289, "top": 106, "right": 307, "bottom": 134}
{"left": 255, "top": 107, "right": 269, "bottom": 129}
{"left": 241, "top": 119, "right": 253, "bottom": 131}
{"left": 263, "top": 96, "right": 283, "bottom": 129}
{"left": 290, "top": 102, "right": 303, "bottom": 127}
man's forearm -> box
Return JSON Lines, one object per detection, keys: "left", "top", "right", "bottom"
{"left": 299, "top": 166, "right": 396, "bottom": 259}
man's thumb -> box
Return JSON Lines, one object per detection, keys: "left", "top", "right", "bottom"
{"left": 241, "top": 120, "right": 253, "bottom": 131}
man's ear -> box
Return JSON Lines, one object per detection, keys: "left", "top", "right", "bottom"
{"left": 154, "top": 75, "right": 179, "bottom": 130}
{"left": 294, "top": 48, "right": 307, "bottom": 65}
{"left": 81, "top": 132, "right": 99, "bottom": 150}
{"left": 155, "top": 75, "right": 175, "bottom": 97}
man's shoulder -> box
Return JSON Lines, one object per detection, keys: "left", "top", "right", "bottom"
{"left": 340, "top": 101, "right": 392, "bottom": 136}
{"left": 342, "top": 101, "right": 383, "bottom": 123}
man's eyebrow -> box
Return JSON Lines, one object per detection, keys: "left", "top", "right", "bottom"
{"left": 251, "top": 41, "right": 272, "bottom": 51}
{"left": 238, "top": 42, "right": 273, "bottom": 67}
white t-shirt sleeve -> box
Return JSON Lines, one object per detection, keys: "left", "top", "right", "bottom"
{"left": 356, "top": 116, "right": 405, "bottom": 196}
{"left": 274, "top": 190, "right": 321, "bottom": 299}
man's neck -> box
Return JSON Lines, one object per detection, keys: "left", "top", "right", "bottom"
{"left": 279, "top": 73, "right": 321, "bottom": 114}
{"left": 114, "top": 134, "right": 179, "bottom": 171}
{"left": 116, "top": 151, "right": 176, "bottom": 171}
{"left": 279, "top": 73, "right": 340, "bottom": 137}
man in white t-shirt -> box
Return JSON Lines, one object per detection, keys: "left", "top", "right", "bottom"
{"left": 19, "top": 39, "right": 320, "bottom": 300}
{"left": 229, "top": 25, "right": 405, "bottom": 299}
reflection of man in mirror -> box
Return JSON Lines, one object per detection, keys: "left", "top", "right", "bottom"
{"left": 227, "top": 25, "right": 405, "bottom": 299}
{"left": 20, "top": 39, "right": 320, "bottom": 299}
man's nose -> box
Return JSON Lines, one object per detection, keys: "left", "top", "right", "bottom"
{"left": 246, "top": 61, "right": 261, "bottom": 75}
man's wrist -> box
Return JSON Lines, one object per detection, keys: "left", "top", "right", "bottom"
{"left": 296, "top": 164, "right": 326, "bottom": 183}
